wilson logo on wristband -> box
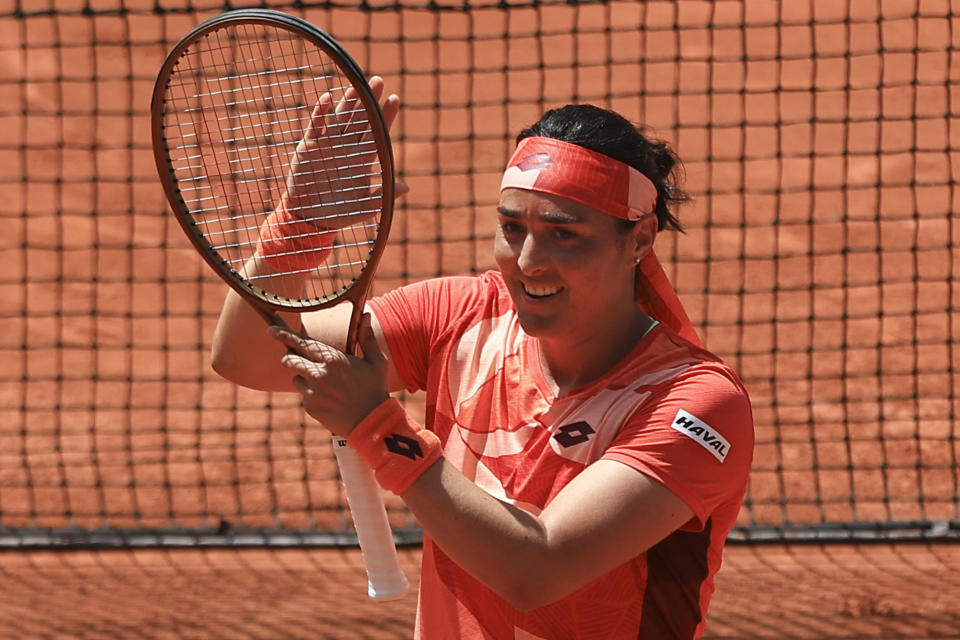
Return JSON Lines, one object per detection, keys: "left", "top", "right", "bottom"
{"left": 384, "top": 433, "right": 424, "bottom": 460}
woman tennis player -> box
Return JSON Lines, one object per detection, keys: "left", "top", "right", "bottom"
{"left": 211, "top": 77, "right": 754, "bottom": 639}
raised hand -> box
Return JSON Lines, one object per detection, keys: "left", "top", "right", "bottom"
{"left": 281, "top": 76, "right": 402, "bottom": 230}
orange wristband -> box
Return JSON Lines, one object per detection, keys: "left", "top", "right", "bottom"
{"left": 255, "top": 199, "right": 334, "bottom": 273}
{"left": 347, "top": 397, "right": 442, "bottom": 495}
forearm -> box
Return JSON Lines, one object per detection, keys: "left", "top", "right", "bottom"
{"left": 210, "top": 256, "right": 306, "bottom": 391}
{"left": 397, "top": 450, "right": 694, "bottom": 611}
{"left": 400, "top": 460, "right": 559, "bottom": 609}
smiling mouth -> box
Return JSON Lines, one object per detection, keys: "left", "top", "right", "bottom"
{"left": 522, "top": 282, "right": 563, "bottom": 298}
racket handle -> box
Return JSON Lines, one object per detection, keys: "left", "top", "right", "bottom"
{"left": 331, "top": 436, "right": 411, "bottom": 600}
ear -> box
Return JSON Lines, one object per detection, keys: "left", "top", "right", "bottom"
{"left": 628, "top": 214, "right": 658, "bottom": 264}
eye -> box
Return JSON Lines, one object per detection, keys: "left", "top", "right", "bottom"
{"left": 552, "top": 226, "right": 577, "bottom": 241}
{"left": 499, "top": 220, "right": 524, "bottom": 236}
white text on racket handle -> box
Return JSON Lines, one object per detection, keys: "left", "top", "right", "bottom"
{"left": 332, "top": 436, "right": 410, "bottom": 600}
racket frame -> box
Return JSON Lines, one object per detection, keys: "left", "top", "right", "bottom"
{"left": 150, "top": 8, "right": 394, "bottom": 348}
{"left": 150, "top": 8, "right": 408, "bottom": 601}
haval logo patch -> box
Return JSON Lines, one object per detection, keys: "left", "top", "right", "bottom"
{"left": 671, "top": 409, "right": 730, "bottom": 463}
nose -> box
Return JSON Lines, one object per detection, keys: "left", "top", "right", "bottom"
{"left": 517, "top": 232, "right": 549, "bottom": 275}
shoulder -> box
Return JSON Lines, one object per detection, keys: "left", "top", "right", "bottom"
{"left": 637, "top": 335, "right": 754, "bottom": 455}
{"left": 606, "top": 331, "right": 754, "bottom": 474}
{"left": 605, "top": 325, "right": 749, "bottom": 409}
{"left": 602, "top": 355, "right": 753, "bottom": 528}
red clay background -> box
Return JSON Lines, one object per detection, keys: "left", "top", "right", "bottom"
{"left": 1, "top": 0, "right": 958, "bottom": 638}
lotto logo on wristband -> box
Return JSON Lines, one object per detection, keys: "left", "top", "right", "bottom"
{"left": 350, "top": 398, "right": 442, "bottom": 494}
{"left": 385, "top": 433, "right": 424, "bottom": 460}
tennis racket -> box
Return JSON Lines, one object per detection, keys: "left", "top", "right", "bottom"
{"left": 151, "top": 9, "right": 408, "bottom": 600}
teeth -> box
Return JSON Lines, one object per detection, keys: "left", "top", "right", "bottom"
{"left": 524, "top": 283, "right": 562, "bottom": 297}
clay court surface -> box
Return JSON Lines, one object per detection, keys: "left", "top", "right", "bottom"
{"left": 1, "top": 544, "right": 959, "bottom": 639}
{"left": 2, "top": 0, "right": 958, "bottom": 638}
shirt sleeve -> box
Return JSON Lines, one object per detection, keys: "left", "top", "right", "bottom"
{"left": 366, "top": 274, "right": 493, "bottom": 393}
{"left": 602, "top": 364, "right": 754, "bottom": 531}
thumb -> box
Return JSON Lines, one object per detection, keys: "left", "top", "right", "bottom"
{"left": 358, "top": 312, "right": 385, "bottom": 365}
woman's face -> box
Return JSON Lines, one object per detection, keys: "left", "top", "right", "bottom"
{"left": 494, "top": 188, "right": 651, "bottom": 343}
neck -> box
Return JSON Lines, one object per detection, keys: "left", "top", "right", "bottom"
{"left": 537, "top": 309, "right": 655, "bottom": 397}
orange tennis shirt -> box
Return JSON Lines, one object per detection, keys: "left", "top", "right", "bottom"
{"left": 368, "top": 271, "right": 754, "bottom": 639}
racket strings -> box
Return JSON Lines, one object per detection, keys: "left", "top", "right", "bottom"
{"left": 197, "top": 198, "right": 381, "bottom": 240}
{"left": 211, "top": 221, "right": 379, "bottom": 265}
{"left": 163, "top": 21, "right": 383, "bottom": 303}
{"left": 175, "top": 163, "right": 381, "bottom": 212}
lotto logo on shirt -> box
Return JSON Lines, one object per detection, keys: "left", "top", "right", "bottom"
{"left": 671, "top": 409, "right": 731, "bottom": 463}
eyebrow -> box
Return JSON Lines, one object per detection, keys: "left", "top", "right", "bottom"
{"left": 497, "top": 205, "right": 583, "bottom": 225}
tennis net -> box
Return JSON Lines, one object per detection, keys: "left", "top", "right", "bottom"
{"left": 1, "top": 0, "right": 957, "bottom": 547}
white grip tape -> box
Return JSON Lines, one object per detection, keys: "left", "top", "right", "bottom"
{"left": 332, "top": 436, "right": 410, "bottom": 600}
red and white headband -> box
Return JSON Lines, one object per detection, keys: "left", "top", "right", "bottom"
{"left": 499, "top": 135, "right": 702, "bottom": 347}
{"left": 500, "top": 136, "right": 658, "bottom": 221}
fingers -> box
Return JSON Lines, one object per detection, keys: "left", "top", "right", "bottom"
{"left": 267, "top": 318, "right": 384, "bottom": 374}
{"left": 304, "top": 93, "right": 334, "bottom": 143}
{"left": 381, "top": 93, "right": 401, "bottom": 131}
{"left": 267, "top": 318, "right": 389, "bottom": 435}
{"left": 368, "top": 76, "right": 401, "bottom": 133}
{"left": 367, "top": 75, "right": 386, "bottom": 98}
{"left": 268, "top": 324, "right": 338, "bottom": 363}
{"left": 338, "top": 76, "right": 400, "bottom": 141}
{"left": 301, "top": 85, "right": 361, "bottom": 148}
{"left": 272, "top": 329, "right": 338, "bottom": 392}
{"left": 329, "top": 82, "right": 364, "bottom": 145}
{"left": 335, "top": 85, "right": 360, "bottom": 121}
{"left": 267, "top": 323, "right": 306, "bottom": 351}
{"left": 357, "top": 313, "right": 386, "bottom": 365}
{"left": 302, "top": 76, "right": 399, "bottom": 150}
{"left": 285, "top": 77, "right": 400, "bottom": 223}
{"left": 370, "top": 180, "right": 408, "bottom": 202}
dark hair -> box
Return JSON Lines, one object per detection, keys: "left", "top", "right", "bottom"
{"left": 516, "top": 104, "right": 689, "bottom": 233}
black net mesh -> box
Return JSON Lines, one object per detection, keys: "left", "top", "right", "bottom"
{"left": 2, "top": 0, "right": 957, "bottom": 546}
